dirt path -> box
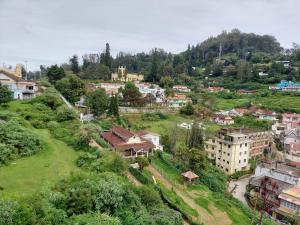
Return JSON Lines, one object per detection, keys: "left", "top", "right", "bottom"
{"left": 126, "top": 171, "right": 142, "bottom": 187}
{"left": 146, "top": 165, "right": 231, "bottom": 225}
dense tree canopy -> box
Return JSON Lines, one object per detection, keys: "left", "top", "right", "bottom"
{"left": 85, "top": 89, "right": 109, "bottom": 116}
{"left": 55, "top": 74, "right": 86, "bottom": 103}
{"left": 46, "top": 65, "right": 66, "bottom": 84}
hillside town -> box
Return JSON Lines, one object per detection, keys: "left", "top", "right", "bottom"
{"left": 1, "top": 1, "right": 300, "bottom": 224}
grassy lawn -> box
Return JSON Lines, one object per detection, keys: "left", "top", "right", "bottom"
{"left": 215, "top": 94, "right": 300, "bottom": 113}
{"left": 215, "top": 98, "right": 250, "bottom": 110}
{"left": 152, "top": 155, "right": 183, "bottom": 185}
{"left": 0, "top": 129, "right": 80, "bottom": 197}
{"left": 126, "top": 113, "right": 191, "bottom": 134}
{"left": 254, "top": 95, "right": 300, "bottom": 112}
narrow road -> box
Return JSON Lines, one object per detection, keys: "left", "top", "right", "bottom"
{"left": 228, "top": 176, "right": 250, "bottom": 206}
{"left": 146, "top": 165, "right": 231, "bottom": 225}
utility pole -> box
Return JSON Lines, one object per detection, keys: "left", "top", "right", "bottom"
{"left": 25, "top": 60, "right": 28, "bottom": 80}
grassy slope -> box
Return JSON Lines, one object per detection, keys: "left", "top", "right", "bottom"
{"left": 0, "top": 129, "right": 80, "bottom": 197}
{"left": 152, "top": 154, "right": 252, "bottom": 225}
{"left": 0, "top": 101, "right": 81, "bottom": 197}
{"left": 216, "top": 95, "right": 300, "bottom": 112}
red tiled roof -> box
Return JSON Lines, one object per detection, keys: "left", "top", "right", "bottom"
{"left": 111, "top": 126, "right": 135, "bottom": 141}
{"left": 101, "top": 126, "right": 154, "bottom": 152}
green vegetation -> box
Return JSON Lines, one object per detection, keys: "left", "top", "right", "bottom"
{"left": 0, "top": 129, "right": 80, "bottom": 197}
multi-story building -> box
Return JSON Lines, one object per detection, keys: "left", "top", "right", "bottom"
{"left": 205, "top": 128, "right": 273, "bottom": 174}
{"left": 215, "top": 129, "right": 251, "bottom": 174}
{"left": 282, "top": 113, "right": 300, "bottom": 129}
{"left": 111, "top": 66, "right": 144, "bottom": 82}
{"left": 275, "top": 186, "right": 300, "bottom": 221}
{"left": 244, "top": 130, "right": 272, "bottom": 157}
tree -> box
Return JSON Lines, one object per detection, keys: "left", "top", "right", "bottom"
{"left": 186, "top": 120, "right": 204, "bottom": 149}
{"left": 136, "top": 157, "right": 149, "bottom": 171}
{"left": 56, "top": 105, "right": 77, "bottom": 122}
{"left": 147, "top": 48, "right": 160, "bottom": 82}
{"left": 101, "top": 43, "right": 112, "bottom": 69}
{"left": 160, "top": 76, "right": 174, "bottom": 88}
{"left": 180, "top": 103, "right": 194, "bottom": 115}
{"left": 237, "top": 60, "right": 252, "bottom": 82}
{"left": 70, "top": 54, "right": 80, "bottom": 74}
{"left": 0, "top": 84, "right": 12, "bottom": 104}
{"left": 55, "top": 74, "right": 86, "bottom": 103}
{"left": 46, "top": 65, "right": 65, "bottom": 84}
{"left": 108, "top": 95, "right": 119, "bottom": 117}
{"left": 86, "top": 89, "right": 109, "bottom": 116}
{"left": 121, "top": 82, "right": 144, "bottom": 106}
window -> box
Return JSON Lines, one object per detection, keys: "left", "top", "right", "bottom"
{"left": 245, "top": 143, "right": 248, "bottom": 146}
{"left": 227, "top": 161, "right": 229, "bottom": 164}
{"left": 239, "top": 152, "right": 242, "bottom": 156}
{"left": 227, "top": 153, "right": 230, "bottom": 156}
{"left": 244, "top": 159, "right": 247, "bottom": 163}
{"left": 228, "top": 145, "right": 231, "bottom": 148}
{"left": 244, "top": 151, "right": 247, "bottom": 155}
{"left": 212, "top": 147, "right": 215, "bottom": 150}
{"left": 225, "top": 168, "right": 228, "bottom": 172}
{"left": 240, "top": 144, "right": 242, "bottom": 148}
{"left": 239, "top": 160, "right": 241, "bottom": 163}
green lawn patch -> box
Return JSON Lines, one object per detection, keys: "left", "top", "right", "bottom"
{"left": 0, "top": 129, "right": 80, "bottom": 197}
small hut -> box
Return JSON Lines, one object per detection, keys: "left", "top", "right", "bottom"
{"left": 181, "top": 171, "right": 199, "bottom": 184}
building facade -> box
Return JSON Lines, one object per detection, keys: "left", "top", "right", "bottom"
{"left": 111, "top": 66, "right": 144, "bottom": 82}
{"left": 0, "top": 65, "right": 37, "bottom": 100}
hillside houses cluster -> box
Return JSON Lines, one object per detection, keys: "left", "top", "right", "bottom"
{"left": 85, "top": 81, "right": 192, "bottom": 108}
{"left": 272, "top": 113, "right": 300, "bottom": 163}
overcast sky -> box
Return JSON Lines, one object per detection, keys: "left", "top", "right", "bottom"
{"left": 0, "top": 0, "right": 299, "bottom": 71}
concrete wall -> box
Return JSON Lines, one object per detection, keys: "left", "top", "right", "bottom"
{"left": 119, "top": 107, "right": 178, "bottom": 114}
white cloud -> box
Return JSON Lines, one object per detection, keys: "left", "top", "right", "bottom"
{"left": 0, "top": 0, "right": 299, "bottom": 70}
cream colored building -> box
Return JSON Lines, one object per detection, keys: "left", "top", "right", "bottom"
{"left": 205, "top": 129, "right": 251, "bottom": 174}
{"left": 111, "top": 66, "right": 144, "bottom": 82}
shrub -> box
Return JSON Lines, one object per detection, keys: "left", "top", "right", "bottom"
{"left": 180, "top": 103, "right": 194, "bottom": 115}
{"left": 56, "top": 106, "right": 77, "bottom": 122}
{"left": 129, "top": 167, "right": 151, "bottom": 185}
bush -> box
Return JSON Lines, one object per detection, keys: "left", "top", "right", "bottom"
{"left": 180, "top": 103, "right": 194, "bottom": 115}
{"left": 56, "top": 106, "right": 77, "bottom": 122}
{"left": 0, "top": 121, "right": 42, "bottom": 165}
{"left": 129, "top": 167, "right": 151, "bottom": 185}
{"left": 141, "top": 112, "right": 168, "bottom": 121}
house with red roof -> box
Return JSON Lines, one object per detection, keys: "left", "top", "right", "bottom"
{"left": 101, "top": 126, "right": 154, "bottom": 158}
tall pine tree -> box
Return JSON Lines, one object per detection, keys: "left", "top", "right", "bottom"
{"left": 70, "top": 55, "right": 80, "bottom": 74}
{"left": 108, "top": 94, "right": 119, "bottom": 117}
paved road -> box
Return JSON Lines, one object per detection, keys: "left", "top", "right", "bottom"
{"left": 228, "top": 176, "right": 250, "bottom": 205}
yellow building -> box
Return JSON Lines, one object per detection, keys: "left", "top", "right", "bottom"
{"left": 111, "top": 66, "right": 144, "bottom": 82}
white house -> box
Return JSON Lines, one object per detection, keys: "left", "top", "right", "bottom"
{"left": 136, "top": 130, "right": 163, "bottom": 151}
